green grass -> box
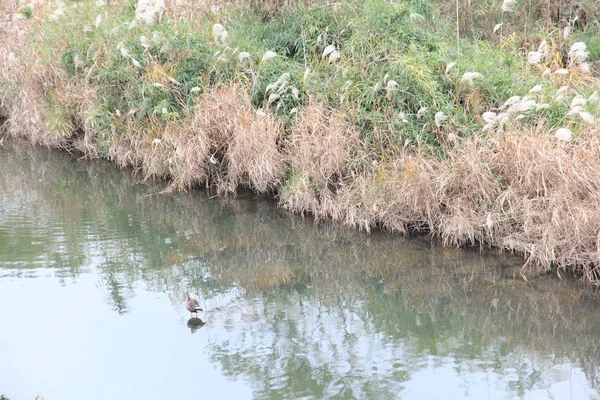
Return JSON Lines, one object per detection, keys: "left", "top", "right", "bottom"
{"left": 6, "top": 0, "right": 600, "bottom": 156}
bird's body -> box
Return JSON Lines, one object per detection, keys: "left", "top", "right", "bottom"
{"left": 185, "top": 293, "right": 203, "bottom": 317}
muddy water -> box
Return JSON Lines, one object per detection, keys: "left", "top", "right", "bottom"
{"left": 1, "top": 141, "right": 600, "bottom": 400}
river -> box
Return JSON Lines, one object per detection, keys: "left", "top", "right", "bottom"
{"left": 1, "top": 141, "right": 599, "bottom": 399}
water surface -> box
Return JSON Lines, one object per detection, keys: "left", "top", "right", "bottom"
{"left": 1, "top": 142, "right": 600, "bottom": 399}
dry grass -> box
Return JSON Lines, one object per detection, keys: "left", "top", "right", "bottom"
{"left": 3, "top": 0, "right": 600, "bottom": 282}
{"left": 146, "top": 86, "right": 285, "bottom": 193}
{"left": 3, "top": 66, "right": 70, "bottom": 148}
{"left": 291, "top": 128, "right": 600, "bottom": 282}
{"left": 225, "top": 105, "right": 284, "bottom": 193}
{"left": 281, "top": 99, "right": 361, "bottom": 217}
{"left": 0, "top": 1, "right": 71, "bottom": 148}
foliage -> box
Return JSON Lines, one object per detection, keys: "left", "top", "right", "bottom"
{"left": 2, "top": 0, "right": 600, "bottom": 276}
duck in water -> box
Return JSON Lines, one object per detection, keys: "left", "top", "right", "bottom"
{"left": 185, "top": 293, "right": 203, "bottom": 318}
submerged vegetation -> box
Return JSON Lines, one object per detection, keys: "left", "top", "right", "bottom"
{"left": 1, "top": 0, "right": 600, "bottom": 281}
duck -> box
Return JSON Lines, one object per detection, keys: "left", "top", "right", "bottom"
{"left": 185, "top": 293, "right": 203, "bottom": 318}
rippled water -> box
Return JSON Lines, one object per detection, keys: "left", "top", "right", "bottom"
{"left": 1, "top": 142, "right": 600, "bottom": 400}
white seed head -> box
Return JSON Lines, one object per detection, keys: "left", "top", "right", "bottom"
{"left": 567, "top": 106, "right": 582, "bottom": 116}
{"left": 322, "top": 45, "right": 336, "bottom": 59}
{"left": 518, "top": 99, "right": 537, "bottom": 112}
{"left": 135, "top": 0, "right": 165, "bottom": 25}
{"left": 555, "top": 128, "right": 572, "bottom": 142}
{"left": 261, "top": 51, "right": 277, "bottom": 63}
{"left": 212, "top": 23, "right": 225, "bottom": 41}
{"left": 220, "top": 30, "right": 228, "bottom": 43}
{"left": 482, "top": 123, "right": 494, "bottom": 133}
{"left": 556, "top": 86, "right": 568, "bottom": 95}
{"left": 501, "top": 96, "right": 521, "bottom": 109}
{"left": 579, "top": 63, "right": 591, "bottom": 74}
{"left": 537, "top": 40, "right": 547, "bottom": 55}
{"left": 569, "top": 42, "right": 589, "bottom": 63}
{"left": 435, "top": 111, "right": 448, "bottom": 127}
{"left": 140, "top": 35, "right": 151, "bottom": 49}
{"left": 529, "top": 85, "right": 543, "bottom": 94}
{"left": 328, "top": 50, "right": 341, "bottom": 63}
{"left": 386, "top": 80, "right": 399, "bottom": 90}
{"left": 445, "top": 62, "right": 456, "bottom": 75}
{"left": 501, "top": 0, "right": 516, "bottom": 12}
{"left": 496, "top": 113, "right": 510, "bottom": 124}
{"left": 482, "top": 111, "right": 497, "bottom": 124}
{"left": 265, "top": 83, "right": 277, "bottom": 93}
{"left": 460, "top": 72, "right": 483, "bottom": 85}
{"left": 570, "top": 95, "right": 587, "bottom": 108}
{"left": 536, "top": 103, "right": 550, "bottom": 111}
{"left": 277, "top": 72, "right": 291, "bottom": 84}
{"left": 238, "top": 51, "right": 251, "bottom": 62}
{"left": 527, "top": 51, "right": 543, "bottom": 64}
{"left": 579, "top": 111, "right": 594, "bottom": 125}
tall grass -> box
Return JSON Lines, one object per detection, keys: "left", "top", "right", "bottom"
{"left": 2, "top": 0, "right": 600, "bottom": 281}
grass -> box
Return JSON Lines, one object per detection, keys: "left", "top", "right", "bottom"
{"left": 2, "top": 0, "right": 600, "bottom": 282}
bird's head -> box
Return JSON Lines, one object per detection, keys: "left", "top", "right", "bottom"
{"left": 187, "top": 293, "right": 195, "bottom": 300}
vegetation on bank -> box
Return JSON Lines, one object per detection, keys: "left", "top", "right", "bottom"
{"left": 1, "top": 0, "right": 600, "bottom": 282}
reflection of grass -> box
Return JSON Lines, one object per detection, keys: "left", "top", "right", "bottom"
{"left": 231, "top": 263, "right": 300, "bottom": 291}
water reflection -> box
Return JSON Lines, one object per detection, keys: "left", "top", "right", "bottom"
{"left": 187, "top": 318, "right": 205, "bottom": 334}
{"left": 1, "top": 141, "right": 600, "bottom": 399}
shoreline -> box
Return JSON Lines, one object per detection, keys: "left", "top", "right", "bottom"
{"left": 2, "top": 0, "right": 600, "bottom": 283}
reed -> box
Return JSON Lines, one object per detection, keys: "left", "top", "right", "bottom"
{"left": 2, "top": 0, "right": 600, "bottom": 281}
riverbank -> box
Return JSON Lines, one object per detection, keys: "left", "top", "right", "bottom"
{"left": 2, "top": 0, "right": 600, "bottom": 282}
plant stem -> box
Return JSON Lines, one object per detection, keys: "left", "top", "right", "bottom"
{"left": 456, "top": 0, "right": 460, "bottom": 50}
